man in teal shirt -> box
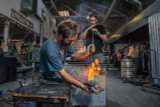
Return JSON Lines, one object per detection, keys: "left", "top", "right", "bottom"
{"left": 40, "top": 19, "right": 95, "bottom": 93}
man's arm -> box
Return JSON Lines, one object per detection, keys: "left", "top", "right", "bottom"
{"left": 80, "top": 28, "right": 89, "bottom": 40}
{"left": 58, "top": 69, "right": 90, "bottom": 92}
{"left": 98, "top": 33, "right": 107, "bottom": 41}
{"left": 72, "top": 44, "right": 95, "bottom": 60}
{"left": 80, "top": 25, "right": 96, "bottom": 40}
{"left": 92, "top": 28, "right": 107, "bottom": 41}
{"left": 72, "top": 51, "right": 89, "bottom": 60}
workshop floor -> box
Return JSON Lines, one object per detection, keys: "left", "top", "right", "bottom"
{"left": 0, "top": 67, "right": 160, "bottom": 107}
{"left": 107, "top": 68, "right": 160, "bottom": 107}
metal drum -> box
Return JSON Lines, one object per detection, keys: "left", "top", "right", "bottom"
{"left": 121, "top": 58, "right": 134, "bottom": 83}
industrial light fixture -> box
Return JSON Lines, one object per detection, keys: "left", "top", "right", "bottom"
{"left": 110, "top": 34, "right": 121, "bottom": 39}
{"left": 11, "top": 40, "right": 20, "bottom": 42}
{"left": 58, "top": 11, "right": 70, "bottom": 16}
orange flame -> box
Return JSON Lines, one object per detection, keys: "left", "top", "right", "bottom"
{"left": 127, "top": 46, "right": 133, "bottom": 56}
{"left": 88, "top": 59, "right": 103, "bottom": 88}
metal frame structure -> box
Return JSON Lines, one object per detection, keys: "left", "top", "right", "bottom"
{"left": 148, "top": 12, "right": 160, "bottom": 84}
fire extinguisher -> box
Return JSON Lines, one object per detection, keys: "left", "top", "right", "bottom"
{"left": 7, "top": 37, "right": 11, "bottom": 47}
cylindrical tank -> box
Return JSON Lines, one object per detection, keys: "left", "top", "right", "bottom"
{"left": 121, "top": 58, "right": 134, "bottom": 83}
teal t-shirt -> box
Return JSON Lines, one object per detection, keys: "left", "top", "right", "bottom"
{"left": 40, "top": 35, "right": 76, "bottom": 78}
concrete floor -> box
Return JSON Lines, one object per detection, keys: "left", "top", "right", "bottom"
{"left": 0, "top": 67, "right": 160, "bottom": 107}
{"left": 107, "top": 69, "right": 160, "bottom": 107}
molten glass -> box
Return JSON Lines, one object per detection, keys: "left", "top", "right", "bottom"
{"left": 88, "top": 59, "right": 103, "bottom": 88}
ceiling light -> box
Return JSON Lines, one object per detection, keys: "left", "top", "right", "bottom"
{"left": 58, "top": 11, "right": 70, "bottom": 16}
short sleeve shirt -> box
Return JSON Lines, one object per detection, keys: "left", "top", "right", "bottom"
{"left": 40, "top": 35, "right": 76, "bottom": 78}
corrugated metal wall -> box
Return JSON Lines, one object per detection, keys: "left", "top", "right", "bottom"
{"left": 148, "top": 12, "right": 160, "bottom": 84}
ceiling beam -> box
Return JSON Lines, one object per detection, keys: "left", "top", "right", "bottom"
{"left": 22, "top": 32, "right": 31, "bottom": 41}
{"left": 53, "top": 14, "right": 125, "bottom": 18}
{"left": 84, "top": 4, "right": 104, "bottom": 16}
{"left": 101, "top": 0, "right": 117, "bottom": 25}
{"left": 86, "top": 3, "right": 126, "bottom": 17}
{"left": 79, "top": 4, "right": 82, "bottom": 15}
{"left": 50, "top": 0, "right": 59, "bottom": 15}
{"left": 112, "top": 10, "right": 127, "bottom": 17}
{"left": 62, "top": 4, "right": 81, "bottom": 16}
{"left": 53, "top": 15, "right": 99, "bottom": 18}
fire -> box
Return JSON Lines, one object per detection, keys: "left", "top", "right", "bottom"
{"left": 88, "top": 59, "right": 102, "bottom": 88}
{"left": 127, "top": 46, "right": 133, "bottom": 56}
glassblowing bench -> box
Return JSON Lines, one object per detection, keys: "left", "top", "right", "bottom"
{"left": 12, "top": 81, "right": 71, "bottom": 107}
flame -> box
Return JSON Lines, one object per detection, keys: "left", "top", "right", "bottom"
{"left": 88, "top": 59, "right": 102, "bottom": 88}
{"left": 127, "top": 46, "right": 133, "bottom": 56}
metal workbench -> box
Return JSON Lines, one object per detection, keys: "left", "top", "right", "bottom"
{"left": 12, "top": 81, "right": 71, "bottom": 107}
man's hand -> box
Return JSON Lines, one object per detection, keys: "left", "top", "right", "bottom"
{"left": 71, "top": 44, "right": 95, "bottom": 60}
{"left": 86, "top": 44, "right": 95, "bottom": 55}
{"left": 82, "top": 84, "right": 92, "bottom": 93}
{"left": 80, "top": 24, "right": 96, "bottom": 40}
{"left": 92, "top": 28, "right": 107, "bottom": 41}
{"left": 91, "top": 28, "right": 99, "bottom": 35}
{"left": 87, "top": 24, "right": 96, "bottom": 30}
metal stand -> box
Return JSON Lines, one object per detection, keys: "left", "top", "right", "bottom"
{"left": 142, "top": 83, "right": 160, "bottom": 95}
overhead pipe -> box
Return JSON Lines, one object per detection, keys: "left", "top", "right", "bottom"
{"left": 108, "top": 0, "right": 160, "bottom": 43}
{"left": 126, "top": 0, "right": 142, "bottom": 12}
{"left": 101, "top": 0, "right": 117, "bottom": 25}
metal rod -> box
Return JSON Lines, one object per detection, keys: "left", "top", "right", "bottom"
{"left": 39, "top": 22, "right": 44, "bottom": 47}
{"left": 91, "top": 31, "right": 95, "bottom": 63}
{"left": 92, "top": 31, "right": 94, "bottom": 44}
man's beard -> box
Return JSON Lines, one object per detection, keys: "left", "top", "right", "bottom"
{"left": 60, "top": 39, "right": 70, "bottom": 46}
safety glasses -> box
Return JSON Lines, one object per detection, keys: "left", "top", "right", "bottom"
{"left": 89, "top": 19, "right": 97, "bottom": 22}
